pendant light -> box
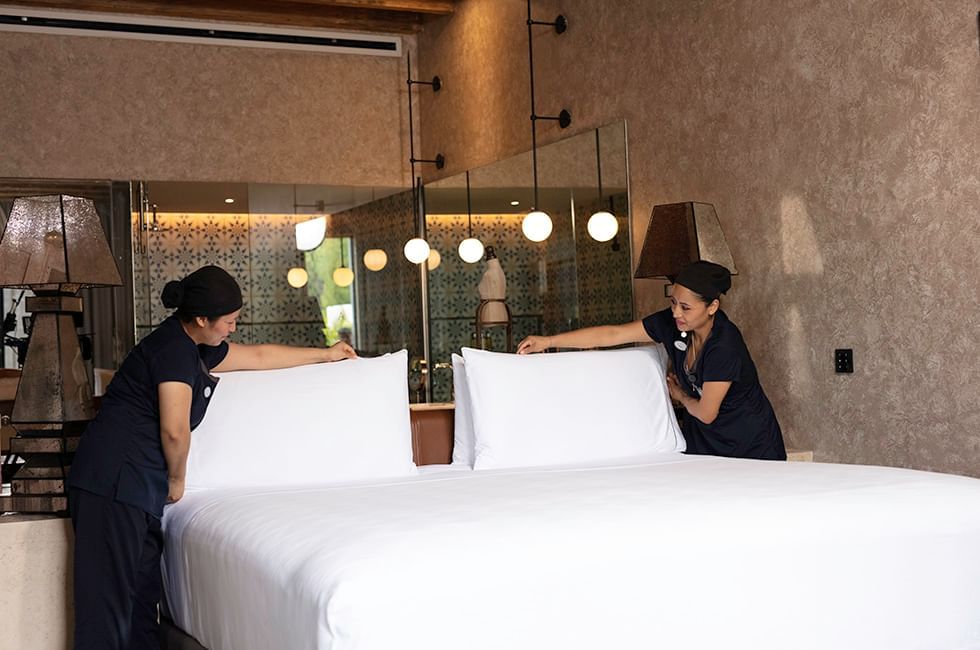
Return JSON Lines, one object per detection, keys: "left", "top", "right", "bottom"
{"left": 332, "top": 239, "right": 354, "bottom": 288}
{"left": 363, "top": 248, "right": 388, "bottom": 271}
{"left": 522, "top": 0, "right": 571, "bottom": 243}
{"left": 287, "top": 267, "right": 309, "bottom": 288}
{"left": 402, "top": 52, "right": 444, "bottom": 262}
{"left": 458, "top": 171, "right": 485, "bottom": 263}
{"left": 587, "top": 128, "right": 619, "bottom": 242}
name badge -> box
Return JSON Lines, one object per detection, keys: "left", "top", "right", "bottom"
{"left": 674, "top": 340, "right": 687, "bottom": 351}
{"left": 204, "top": 386, "right": 212, "bottom": 398}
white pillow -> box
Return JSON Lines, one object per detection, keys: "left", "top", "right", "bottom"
{"left": 462, "top": 346, "right": 685, "bottom": 470}
{"left": 450, "top": 353, "right": 476, "bottom": 466}
{"left": 186, "top": 350, "right": 417, "bottom": 489}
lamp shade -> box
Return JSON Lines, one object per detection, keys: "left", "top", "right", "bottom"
{"left": 521, "top": 210, "right": 553, "bottom": 242}
{"left": 295, "top": 216, "right": 327, "bottom": 251}
{"left": 0, "top": 195, "right": 121, "bottom": 290}
{"left": 404, "top": 237, "right": 430, "bottom": 264}
{"left": 363, "top": 248, "right": 388, "bottom": 272}
{"left": 587, "top": 210, "right": 618, "bottom": 242}
{"left": 634, "top": 202, "right": 737, "bottom": 280}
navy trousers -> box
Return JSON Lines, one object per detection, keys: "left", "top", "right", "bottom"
{"left": 69, "top": 487, "right": 163, "bottom": 650}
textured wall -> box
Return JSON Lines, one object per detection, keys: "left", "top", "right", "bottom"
{"left": 418, "top": 0, "right": 980, "bottom": 476}
{"left": 0, "top": 31, "right": 411, "bottom": 186}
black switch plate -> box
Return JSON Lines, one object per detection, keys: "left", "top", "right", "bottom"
{"left": 835, "top": 348, "right": 854, "bottom": 373}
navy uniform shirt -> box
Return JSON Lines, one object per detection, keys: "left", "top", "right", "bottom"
{"left": 69, "top": 316, "right": 228, "bottom": 517}
{"left": 642, "top": 308, "right": 786, "bottom": 460}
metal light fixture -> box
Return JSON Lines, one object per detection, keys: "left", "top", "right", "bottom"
{"left": 634, "top": 202, "right": 738, "bottom": 283}
{"left": 587, "top": 128, "right": 619, "bottom": 242}
{"left": 521, "top": 0, "right": 571, "bottom": 243}
{"left": 332, "top": 240, "right": 354, "bottom": 288}
{"left": 457, "top": 171, "right": 484, "bottom": 263}
{"left": 403, "top": 52, "right": 444, "bottom": 262}
{"left": 0, "top": 194, "right": 122, "bottom": 513}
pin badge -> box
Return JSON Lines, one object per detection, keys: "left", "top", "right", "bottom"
{"left": 204, "top": 386, "right": 212, "bottom": 398}
{"left": 674, "top": 340, "right": 688, "bottom": 351}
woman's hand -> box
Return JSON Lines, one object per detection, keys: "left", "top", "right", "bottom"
{"left": 326, "top": 341, "right": 357, "bottom": 361}
{"left": 517, "top": 335, "right": 551, "bottom": 355}
{"left": 167, "top": 477, "right": 185, "bottom": 504}
{"left": 666, "top": 372, "right": 687, "bottom": 405}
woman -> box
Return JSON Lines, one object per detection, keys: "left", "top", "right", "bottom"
{"left": 518, "top": 260, "right": 785, "bottom": 461}
{"left": 67, "top": 265, "right": 356, "bottom": 649}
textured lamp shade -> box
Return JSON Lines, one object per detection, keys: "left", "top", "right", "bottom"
{"left": 287, "top": 267, "right": 309, "bottom": 288}
{"left": 587, "top": 210, "right": 619, "bottom": 242}
{"left": 363, "top": 248, "right": 388, "bottom": 272}
{"left": 521, "top": 210, "right": 553, "bottom": 242}
{"left": 332, "top": 266, "right": 354, "bottom": 287}
{"left": 404, "top": 237, "right": 430, "bottom": 264}
{"left": 0, "top": 194, "right": 122, "bottom": 290}
{"left": 295, "top": 216, "right": 327, "bottom": 251}
{"left": 458, "top": 237, "right": 484, "bottom": 263}
{"left": 427, "top": 249, "right": 442, "bottom": 271}
{"left": 634, "top": 202, "right": 737, "bottom": 280}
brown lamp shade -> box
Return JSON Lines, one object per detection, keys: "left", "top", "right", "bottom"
{"left": 633, "top": 201, "right": 737, "bottom": 281}
{"left": 0, "top": 194, "right": 122, "bottom": 291}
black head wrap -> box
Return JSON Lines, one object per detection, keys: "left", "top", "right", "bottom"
{"left": 674, "top": 260, "right": 732, "bottom": 302}
{"left": 161, "top": 265, "right": 243, "bottom": 318}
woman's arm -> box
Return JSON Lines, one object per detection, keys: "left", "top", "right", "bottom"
{"left": 666, "top": 375, "right": 731, "bottom": 425}
{"left": 212, "top": 340, "right": 356, "bottom": 373}
{"left": 517, "top": 320, "right": 652, "bottom": 354}
{"left": 159, "top": 381, "right": 193, "bottom": 504}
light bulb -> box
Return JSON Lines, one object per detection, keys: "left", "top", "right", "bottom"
{"left": 587, "top": 210, "right": 618, "bottom": 242}
{"left": 295, "top": 216, "right": 327, "bottom": 251}
{"left": 332, "top": 266, "right": 354, "bottom": 287}
{"left": 427, "top": 249, "right": 442, "bottom": 271}
{"left": 458, "top": 237, "right": 485, "bottom": 263}
{"left": 286, "top": 267, "right": 308, "bottom": 288}
{"left": 522, "top": 210, "right": 553, "bottom": 242}
{"left": 403, "top": 238, "right": 431, "bottom": 264}
{"left": 363, "top": 248, "right": 387, "bottom": 272}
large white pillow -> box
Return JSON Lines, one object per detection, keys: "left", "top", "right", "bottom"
{"left": 185, "top": 350, "right": 417, "bottom": 489}
{"left": 450, "top": 353, "right": 475, "bottom": 466}
{"left": 462, "top": 346, "right": 685, "bottom": 470}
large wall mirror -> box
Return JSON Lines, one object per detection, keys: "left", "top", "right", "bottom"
{"left": 1, "top": 121, "right": 632, "bottom": 406}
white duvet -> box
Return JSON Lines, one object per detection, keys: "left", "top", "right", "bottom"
{"left": 162, "top": 454, "right": 980, "bottom": 650}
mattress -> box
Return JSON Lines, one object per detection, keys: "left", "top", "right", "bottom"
{"left": 162, "top": 454, "right": 980, "bottom": 650}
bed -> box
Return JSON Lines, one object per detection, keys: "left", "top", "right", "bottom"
{"left": 160, "top": 349, "right": 980, "bottom": 650}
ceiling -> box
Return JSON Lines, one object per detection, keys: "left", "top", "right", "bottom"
{"left": 0, "top": 1, "right": 455, "bottom": 34}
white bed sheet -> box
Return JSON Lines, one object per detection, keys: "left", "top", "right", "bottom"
{"left": 162, "top": 454, "right": 980, "bottom": 650}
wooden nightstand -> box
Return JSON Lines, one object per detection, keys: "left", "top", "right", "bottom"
{"left": 409, "top": 403, "right": 455, "bottom": 465}
{"left": 786, "top": 448, "right": 814, "bottom": 462}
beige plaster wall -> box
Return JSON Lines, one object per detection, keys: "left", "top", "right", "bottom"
{"left": 417, "top": 0, "right": 980, "bottom": 476}
{"left": 0, "top": 31, "right": 412, "bottom": 187}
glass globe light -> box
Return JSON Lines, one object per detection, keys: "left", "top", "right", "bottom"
{"left": 294, "top": 216, "right": 327, "bottom": 251}
{"left": 332, "top": 266, "right": 354, "bottom": 287}
{"left": 403, "top": 237, "right": 430, "bottom": 264}
{"left": 427, "top": 249, "right": 442, "bottom": 271}
{"left": 587, "top": 210, "right": 618, "bottom": 242}
{"left": 363, "top": 248, "right": 387, "bottom": 272}
{"left": 521, "top": 210, "right": 553, "bottom": 242}
{"left": 286, "top": 267, "right": 308, "bottom": 288}
{"left": 458, "top": 237, "right": 484, "bottom": 263}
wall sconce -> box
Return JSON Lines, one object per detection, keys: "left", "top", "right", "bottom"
{"left": 363, "top": 248, "right": 388, "bottom": 272}
{"left": 295, "top": 216, "right": 327, "bottom": 251}
{"left": 587, "top": 128, "right": 619, "bottom": 242}
{"left": 521, "top": 0, "right": 572, "bottom": 243}
{"left": 403, "top": 52, "right": 444, "bottom": 262}
{"left": 287, "top": 267, "right": 309, "bottom": 288}
{"left": 332, "top": 240, "right": 354, "bottom": 288}
{"left": 634, "top": 201, "right": 738, "bottom": 285}
{"left": 457, "top": 171, "right": 485, "bottom": 263}
{"left": 0, "top": 194, "right": 122, "bottom": 513}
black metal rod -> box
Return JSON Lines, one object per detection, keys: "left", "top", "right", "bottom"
{"left": 527, "top": 0, "right": 539, "bottom": 210}
{"left": 466, "top": 170, "right": 473, "bottom": 237}
{"left": 407, "top": 52, "right": 418, "bottom": 214}
{"left": 594, "top": 128, "right": 604, "bottom": 201}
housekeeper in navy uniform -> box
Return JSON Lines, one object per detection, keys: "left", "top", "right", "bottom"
{"left": 68, "top": 265, "right": 356, "bottom": 650}
{"left": 518, "top": 260, "right": 785, "bottom": 461}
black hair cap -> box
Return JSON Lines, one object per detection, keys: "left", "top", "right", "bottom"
{"left": 674, "top": 260, "right": 732, "bottom": 302}
{"left": 160, "top": 265, "right": 243, "bottom": 318}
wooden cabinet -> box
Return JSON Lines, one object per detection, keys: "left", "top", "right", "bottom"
{"left": 409, "top": 403, "right": 454, "bottom": 466}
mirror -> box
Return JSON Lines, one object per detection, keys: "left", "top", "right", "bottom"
{"left": 423, "top": 121, "right": 633, "bottom": 402}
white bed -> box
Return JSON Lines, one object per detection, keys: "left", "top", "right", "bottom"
{"left": 162, "top": 453, "right": 980, "bottom": 650}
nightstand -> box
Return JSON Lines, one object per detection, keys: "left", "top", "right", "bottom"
{"left": 786, "top": 448, "right": 814, "bottom": 462}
